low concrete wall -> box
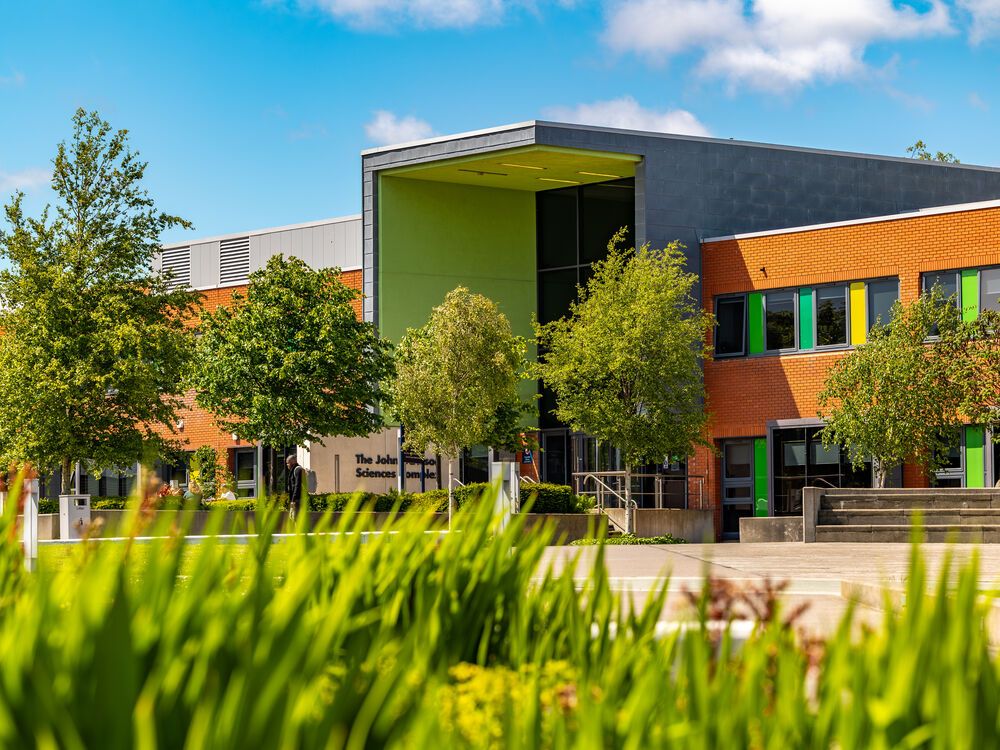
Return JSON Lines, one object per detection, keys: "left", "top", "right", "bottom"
{"left": 604, "top": 508, "right": 715, "bottom": 542}
{"left": 16, "top": 514, "right": 57, "bottom": 541}
{"left": 739, "top": 516, "right": 803, "bottom": 543}
{"left": 520, "top": 513, "right": 607, "bottom": 543}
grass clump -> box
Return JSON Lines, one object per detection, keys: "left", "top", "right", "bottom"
{"left": 2, "top": 482, "right": 999, "bottom": 747}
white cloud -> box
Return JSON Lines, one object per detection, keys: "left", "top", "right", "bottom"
{"left": 286, "top": 0, "right": 510, "bottom": 29}
{"left": 603, "top": 0, "right": 954, "bottom": 93}
{"left": 544, "top": 96, "right": 711, "bottom": 136}
{"left": 0, "top": 167, "right": 51, "bottom": 194}
{"left": 969, "top": 91, "right": 989, "bottom": 110}
{"left": 364, "top": 110, "right": 436, "bottom": 145}
{"left": 0, "top": 70, "right": 25, "bottom": 88}
{"left": 958, "top": 0, "right": 1000, "bottom": 43}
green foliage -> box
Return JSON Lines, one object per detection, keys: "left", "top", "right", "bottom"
{"left": 0, "top": 110, "right": 200, "bottom": 490}
{"left": 534, "top": 232, "right": 712, "bottom": 471}
{"left": 570, "top": 533, "right": 685, "bottom": 546}
{"left": 388, "top": 286, "right": 530, "bottom": 461}
{"left": 818, "top": 290, "right": 970, "bottom": 484}
{"left": 906, "top": 139, "right": 960, "bottom": 163}
{"left": 521, "top": 482, "right": 590, "bottom": 513}
{"left": 189, "top": 445, "right": 220, "bottom": 498}
{"left": 189, "top": 254, "right": 394, "bottom": 448}
{"left": 4, "top": 488, "right": 1000, "bottom": 747}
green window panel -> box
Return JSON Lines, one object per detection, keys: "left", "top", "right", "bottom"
{"left": 753, "top": 438, "right": 768, "bottom": 516}
{"left": 961, "top": 269, "right": 979, "bottom": 322}
{"left": 748, "top": 292, "right": 764, "bottom": 354}
{"left": 798, "top": 287, "right": 814, "bottom": 350}
{"left": 966, "top": 425, "right": 985, "bottom": 488}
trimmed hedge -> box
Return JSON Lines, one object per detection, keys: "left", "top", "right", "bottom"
{"left": 36, "top": 483, "right": 593, "bottom": 515}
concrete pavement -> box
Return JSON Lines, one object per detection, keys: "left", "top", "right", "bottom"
{"left": 539, "top": 542, "right": 1000, "bottom": 636}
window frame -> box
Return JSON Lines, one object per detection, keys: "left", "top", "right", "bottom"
{"left": 714, "top": 294, "right": 747, "bottom": 358}
{"left": 812, "top": 283, "right": 851, "bottom": 350}
{"left": 763, "top": 289, "right": 798, "bottom": 353}
{"left": 921, "top": 270, "right": 962, "bottom": 308}
{"left": 979, "top": 267, "right": 1000, "bottom": 314}
{"left": 866, "top": 277, "right": 899, "bottom": 331}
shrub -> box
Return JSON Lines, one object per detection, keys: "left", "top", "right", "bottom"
{"left": 39, "top": 499, "right": 58, "bottom": 515}
{"left": 203, "top": 498, "right": 257, "bottom": 512}
{"left": 520, "top": 482, "right": 589, "bottom": 513}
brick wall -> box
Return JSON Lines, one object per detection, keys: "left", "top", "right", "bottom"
{"left": 697, "top": 204, "right": 1000, "bottom": 532}
{"left": 164, "top": 269, "right": 365, "bottom": 467}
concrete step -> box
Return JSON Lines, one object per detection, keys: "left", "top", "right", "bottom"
{"left": 816, "top": 524, "right": 1000, "bottom": 543}
{"left": 821, "top": 496, "right": 998, "bottom": 511}
{"left": 818, "top": 508, "right": 1000, "bottom": 526}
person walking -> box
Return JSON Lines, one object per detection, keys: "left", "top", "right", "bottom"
{"left": 286, "top": 453, "right": 305, "bottom": 523}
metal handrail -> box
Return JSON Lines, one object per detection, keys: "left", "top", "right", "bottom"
{"left": 572, "top": 471, "right": 707, "bottom": 510}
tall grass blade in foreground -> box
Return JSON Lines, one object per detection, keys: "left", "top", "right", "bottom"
{"left": 0, "top": 487, "right": 997, "bottom": 747}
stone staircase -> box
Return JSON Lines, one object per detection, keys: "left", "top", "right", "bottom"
{"left": 804, "top": 488, "right": 1000, "bottom": 543}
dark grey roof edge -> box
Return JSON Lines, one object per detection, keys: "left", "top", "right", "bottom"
{"left": 363, "top": 119, "right": 1000, "bottom": 173}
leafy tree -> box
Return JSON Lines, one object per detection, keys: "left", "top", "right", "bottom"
{"left": 0, "top": 109, "right": 200, "bottom": 493}
{"left": 533, "top": 232, "right": 712, "bottom": 533}
{"left": 906, "top": 140, "right": 960, "bottom": 163}
{"left": 818, "top": 290, "right": 966, "bottom": 487}
{"left": 388, "top": 287, "right": 529, "bottom": 520}
{"left": 936, "top": 308, "right": 1000, "bottom": 441}
{"left": 189, "top": 255, "right": 393, "bottom": 492}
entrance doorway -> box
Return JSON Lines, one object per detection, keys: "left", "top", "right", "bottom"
{"left": 721, "top": 440, "right": 754, "bottom": 539}
{"left": 771, "top": 425, "right": 874, "bottom": 515}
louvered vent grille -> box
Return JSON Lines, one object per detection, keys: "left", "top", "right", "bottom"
{"left": 160, "top": 247, "right": 191, "bottom": 289}
{"left": 220, "top": 236, "right": 250, "bottom": 285}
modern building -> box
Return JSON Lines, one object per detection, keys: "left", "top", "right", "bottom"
{"left": 134, "top": 120, "right": 1000, "bottom": 535}
{"left": 701, "top": 198, "right": 1000, "bottom": 537}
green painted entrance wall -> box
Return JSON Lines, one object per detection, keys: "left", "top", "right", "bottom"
{"left": 966, "top": 425, "right": 985, "bottom": 488}
{"left": 753, "top": 438, "right": 768, "bottom": 516}
{"left": 378, "top": 176, "right": 537, "bottom": 344}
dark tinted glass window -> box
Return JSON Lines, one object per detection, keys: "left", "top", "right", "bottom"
{"left": 537, "top": 189, "right": 577, "bottom": 269}
{"left": 538, "top": 269, "right": 578, "bottom": 325}
{"left": 765, "top": 291, "right": 796, "bottom": 351}
{"left": 868, "top": 279, "right": 898, "bottom": 329}
{"left": 922, "top": 271, "right": 959, "bottom": 304}
{"left": 723, "top": 441, "right": 752, "bottom": 480}
{"left": 981, "top": 269, "right": 1000, "bottom": 313}
{"left": 580, "top": 180, "right": 634, "bottom": 263}
{"left": 815, "top": 286, "right": 847, "bottom": 346}
{"left": 715, "top": 297, "right": 746, "bottom": 355}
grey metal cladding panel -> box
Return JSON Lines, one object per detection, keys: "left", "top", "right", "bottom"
{"left": 190, "top": 241, "right": 220, "bottom": 288}
{"left": 249, "top": 235, "right": 266, "bottom": 274}
{"left": 361, "top": 125, "right": 535, "bottom": 172}
{"left": 345, "top": 220, "right": 362, "bottom": 267}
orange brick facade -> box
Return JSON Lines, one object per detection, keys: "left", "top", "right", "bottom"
{"left": 695, "top": 204, "right": 1000, "bottom": 536}
{"left": 164, "top": 269, "right": 364, "bottom": 471}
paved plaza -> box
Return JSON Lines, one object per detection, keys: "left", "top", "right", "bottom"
{"left": 540, "top": 542, "right": 1000, "bottom": 636}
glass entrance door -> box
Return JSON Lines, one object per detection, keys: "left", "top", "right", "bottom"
{"left": 234, "top": 448, "right": 257, "bottom": 498}
{"left": 771, "top": 426, "right": 873, "bottom": 515}
{"left": 721, "top": 440, "right": 754, "bottom": 538}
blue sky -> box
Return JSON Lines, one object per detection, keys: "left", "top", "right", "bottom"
{"left": 2, "top": 0, "right": 999, "bottom": 243}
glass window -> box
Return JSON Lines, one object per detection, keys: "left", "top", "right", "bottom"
{"left": 815, "top": 286, "right": 847, "bottom": 347}
{"left": 867, "top": 279, "right": 898, "bottom": 329}
{"left": 765, "top": 291, "right": 796, "bottom": 351}
{"left": 981, "top": 269, "right": 1000, "bottom": 313}
{"left": 537, "top": 189, "right": 578, "bottom": 269}
{"left": 715, "top": 297, "right": 746, "bottom": 356}
{"left": 580, "top": 180, "right": 634, "bottom": 264}
{"left": 922, "top": 271, "right": 959, "bottom": 305}
{"left": 538, "top": 269, "right": 578, "bottom": 325}
{"left": 723, "top": 441, "right": 753, "bottom": 480}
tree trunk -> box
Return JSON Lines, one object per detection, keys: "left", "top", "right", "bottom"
{"left": 875, "top": 461, "right": 888, "bottom": 489}
{"left": 61, "top": 457, "right": 73, "bottom": 495}
{"left": 447, "top": 458, "right": 455, "bottom": 530}
{"left": 624, "top": 463, "right": 635, "bottom": 535}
